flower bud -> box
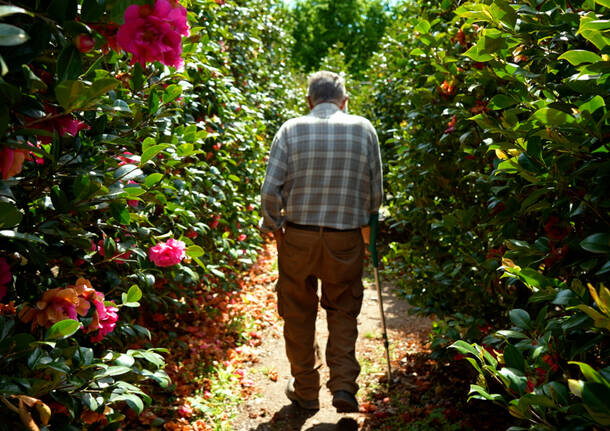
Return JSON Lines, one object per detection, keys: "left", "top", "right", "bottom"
{"left": 74, "top": 34, "right": 95, "bottom": 53}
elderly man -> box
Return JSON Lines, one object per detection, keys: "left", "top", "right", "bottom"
{"left": 260, "top": 71, "right": 383, "bottom": 413}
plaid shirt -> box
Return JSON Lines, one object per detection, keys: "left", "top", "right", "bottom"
{"left": 260, "top": 102, "right": 383, "bottom": 232}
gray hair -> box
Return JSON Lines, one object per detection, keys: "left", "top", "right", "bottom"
{"left": 307, "top": 71, "right": 347, "bottom": 106}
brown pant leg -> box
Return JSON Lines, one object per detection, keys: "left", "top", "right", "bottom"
{"left": 317, "top": 230, "right": 364, "bottom": 395}
{"left": 277, "top": 227, "right": 323, "bottom": 400}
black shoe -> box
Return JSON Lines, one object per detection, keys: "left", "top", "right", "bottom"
{"left": 332, "top": 390, "right": 359, "bottom": 413}
{"left": 285, "top": 378, "right": 320, "bottom": 410}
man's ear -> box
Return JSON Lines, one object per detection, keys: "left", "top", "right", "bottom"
{"left": 307, "top": 96, "right": 314, "bottom": 110}
{"left": 339, "top": 97, "right": 349, "bottom": 111}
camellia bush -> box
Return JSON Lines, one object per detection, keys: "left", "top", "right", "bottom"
{"left": 0, "top": 0, "right": 299, "bottom": 429}
{"left": 362, "top": 0, "right": 609, "bottom": 428}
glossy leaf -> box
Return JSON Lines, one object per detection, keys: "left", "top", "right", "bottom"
{"left": 0, "top": 24, "right": 28, "bottom": 46}
{"left": 45, "top": 319, "right": 80, "bottom": 340}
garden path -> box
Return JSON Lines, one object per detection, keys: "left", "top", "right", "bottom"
{"left": 230, "top": 246, "right": 432, "bottom": 431}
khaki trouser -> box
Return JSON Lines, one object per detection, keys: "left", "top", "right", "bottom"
{"left": 277, "top": 225, "right": 364, "bottom": 401}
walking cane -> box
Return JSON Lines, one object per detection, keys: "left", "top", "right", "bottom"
{"left": 368, "top": 213, "right": 391, "bottom": 383}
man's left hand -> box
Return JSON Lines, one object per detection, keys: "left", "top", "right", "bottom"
{"left": 273, "top": 229, "right": 284, "bottom": 248}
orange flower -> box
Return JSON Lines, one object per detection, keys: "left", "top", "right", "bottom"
{"left": 19, "top": 279, "right": 95, "bottom": 330}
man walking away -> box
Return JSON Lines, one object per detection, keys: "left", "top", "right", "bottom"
{"left": 260, "top": 71, "right": 383, "bottom": 413}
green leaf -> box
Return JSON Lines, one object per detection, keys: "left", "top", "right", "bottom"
{"left": 131, "top": 349, "right": 166, "bottom": 367}
{"left": 51, "top": 185, "right": 70, "bottom": 213}
{"left": 22, "top": 64, "right": 47, "bottom": 92}
{"left": 488, "top": 94, "right": 517, "bottom": 110}
{"left": 103, "top": 236, "right": 116, "bottom": 258}
{"left": 558, "top": 50, "right": 602, "bottom": 66}
{"left": 88, "top": 78, "right": 120, "bottom": 102}
{"left": 124, "top": 285, "right": 142, "bottom": 304}
{"left": 141, "top": 144, "right": 169, "bottom": 165}
{"left": 0, "top": 6, "right": 31, "bottom": 18}
{"left": 449, "top": 340, "right": 479, "bottom": 357}
{"left": 115, "top": 353, "right": 136, "bottom": 367}
{"left": 530, "top": 108, "right": 576, "bottom": 126}
{"left": 579, "top": 95, "right": 605, "bottom": 114}
{"left": 144, "top": 173, "right": 163, "bottom": 187}
{"left": 463, "top": 41, "right": 494, "bottom": 62}
{"left": 414, "top": 19, "right": 431, "bottom": 34}
{"left": 570, "top": 305, "right": 610, "bottom": 330}
{"left": 81, "top": 0, "right": 105, "bottom": 21}
{"left": 595, "top": 0, "right": 610, "bottom": 7}
{"left": 114, "top": 165, "right": 143, "bottom": 181}
{"left": 581, "top": 233, "right": 610, "bottom": 254}
{"left": 0, "top": 54, "right": 7, "bottom": 76}
{"left": 162, "top": 84, "right": 182, "bottom": 103}
{"left": 509, "top": 309, "right": 531, "bottom": 330}
{"left": 0, "top": 230, "right": 47, "bottom": 245}
{"left": 504, "top": 344, "right": 525, "bottom": 372}
{"left": 490, "top": 0, "right": 517, "bottom": 29}
{"left": 582, "top": 383, "right": 610, "bottom": 424}
{"left": 122, "top": 393, "right": 144, "bottom": 414}
{"left": 186, "top": 245, "right": 204, "bottom": 258}
{"left": 56, "top": 45, "right": 81, "bottom": 81}
{"left": 82, "top": 393, "right": 98, "bottom": 411}
{"left": 569, "top": 361, "right": 603, "bottom": 383}
{"left": 596, "top": 261, "right": 610, "bottom": 275}
{"left": 45, "top": 319, "right": 80, "bottom": 340}
{"left": 0, "top": 202, "right": 22, "bottom": 228}
{"left": 495, "top": 330, "right": 529, "bottom": 339}
{"left": 468, "top": 384, "right": 504, "bottom": 402}
{"left": 518, "top": 268, "right": 547, "bottom": 289}
{"left": 577, "top": 16, "right": 610, "bottom": 50}
{"left": 0, "top": 24, "right": 28, "bottom": 46}
{"left": 96, "top": 366, "right": 132, "bottom": 378}
{"left": 499, "top": 367, "right": 527, "bottom": 393}
{"left": 110, "top": 202, "right": 130, "bottom": 224}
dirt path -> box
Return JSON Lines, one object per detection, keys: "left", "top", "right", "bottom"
{"left": 231, "top": 249, "right": 432, "bottom": 431}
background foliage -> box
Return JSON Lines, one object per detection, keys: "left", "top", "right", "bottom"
{"left": 0, "top": 0, "right": 300, "bottom": 428}
{"left": 359, "top": 0, "right": 610, "bottom": 428}
{"left": 289, "top": 0, "right": 391, "bottom": 76}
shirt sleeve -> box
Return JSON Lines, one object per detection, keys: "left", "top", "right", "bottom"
{"left": 260, "top": 126, "right": 288, "bottom": 232}
{"left": 368, "top": 124, "right": 383, "bottom": 213}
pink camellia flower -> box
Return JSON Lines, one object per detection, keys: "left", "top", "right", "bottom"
{"left": 0, "top": 257, "right": 9, "bottom": 301}
{"left": 117, "top": 151, "right": 137, "bottom": 166}
{"left": 27, "top": 141, "right": 45, "bottom": 165}
{"left": 0, "top": 258, "right": 11, "bottom": 286}
{"left": 149, "top": 238, "right": 186, "bottom": 267}
{"left": 90, "top": 303, "right": 119, "bottom": 342}
{"left": 27, "top": 106, "right": 90, "bottom": 146}
{"left": 238, "top": 234, "right": 247, "bottom": 241}
{"left": 0, "top": 147, "right": 27, "bottom": 179}
{"left": 117, "top": 0, "right": 190, "bottom": 68}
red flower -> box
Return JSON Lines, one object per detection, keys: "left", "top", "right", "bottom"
{"left": 543, "top": 216, "right": 571, "bottom": 241}
{"left": 437, "top": 80, "right": 455, "bottom": 98}
{"left": 209, "top": 215, "right": 221, "bottom": 229}
{"left": 238, "top": 234, "right": 247, "bottom": 241}
{"left": 90, "top": 23, "right": 120, "bottom": 54}
{"left": 444, "top": 115, "right": 457, "bottom": 134}
{"left": 0, "top": 147, "right": 27, "bottom": 179}
{"left": 74, "top": 34, "right": 95, "bottom": 53}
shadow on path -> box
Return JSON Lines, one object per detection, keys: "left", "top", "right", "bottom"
{"left": 247, "top": 404, "right": 358, "bottom": 431}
